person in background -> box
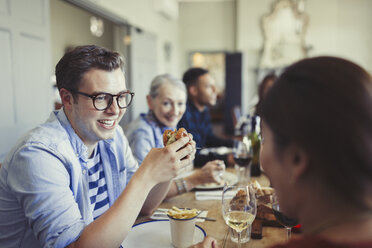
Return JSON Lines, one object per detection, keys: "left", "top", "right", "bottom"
{"left": 250, "top": 73, "right": 277, "bottom": 176}
{"left": 125, "top": 74, "right": 225, "bottom": 198}
{"left": 194, "top": 56, "right": 372, "bottom": 247}
{"left": 0, "top": 45, "right": 195, "bottom": 248}
{"left": 254, "top": 73, "right": 277, "bottom": 116}
{"left": 178, "top": 68, "right": 234, "bottom": 167}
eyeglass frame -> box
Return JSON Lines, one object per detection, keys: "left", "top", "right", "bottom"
{"left": 69, "top": 89, "right": 135, "bottom": 111}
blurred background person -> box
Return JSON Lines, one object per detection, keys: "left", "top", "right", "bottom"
{"left": 194, "top": 56, "right": 372, "bottom": 247}
{"left": 178, "top": 68, "right": 234, "bottom": 167}
{"left": 125, "top": 74, "right": 225, "bottom": 198}
{"left": 254, "top": 73, "right": 277, "bottom": 116}
{"left": 251, "top": 72, "right": 277, "bottom": 176}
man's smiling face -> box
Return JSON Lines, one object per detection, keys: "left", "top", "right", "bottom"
{"left": 69, "top": 68, "right": 127, "bottom": 147}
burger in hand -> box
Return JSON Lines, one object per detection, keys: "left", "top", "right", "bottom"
{"left": 163, "top": 128, "right": 188, "bottom": 146}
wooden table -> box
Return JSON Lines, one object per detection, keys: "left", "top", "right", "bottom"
{"left": 135, "top": 172, "right": 300, "bottom": 248}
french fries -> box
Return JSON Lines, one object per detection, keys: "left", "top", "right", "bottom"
{"left": 167, "top": 206, "right": 199, "bottom": 219}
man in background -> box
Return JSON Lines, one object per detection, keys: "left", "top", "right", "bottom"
{"left": 178, "top": 67, "right": 233, "bottom": 167}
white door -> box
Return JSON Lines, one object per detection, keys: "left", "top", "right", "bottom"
{"left": 123, "top": 27, "right": 157, "bottom": 127}
{"left": 0, "top": 0, "right": 51, "bottom": 160}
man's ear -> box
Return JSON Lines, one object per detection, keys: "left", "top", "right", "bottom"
{"left": 189, "top": 85, "right": 198, "bottom": 97}
{"left": 59, "top": 88, "right": 74, "bottom": 110}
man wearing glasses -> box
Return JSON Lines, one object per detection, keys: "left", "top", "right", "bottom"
{"left": 0, "top": 45, "right": 195, "bottom": 248}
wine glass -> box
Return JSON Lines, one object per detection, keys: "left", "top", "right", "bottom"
{"left": 233, "top": 137, "right": 253, "bottom": 185}
{"left": 271, "top": 192, "right": 299, "bottom": 241}
{"left": 222, "top": 184, "right": 257, "bottom": 248}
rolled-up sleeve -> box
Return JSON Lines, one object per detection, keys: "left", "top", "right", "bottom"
{"left": 7, "top": 144, "right": 85, "bottom": 248}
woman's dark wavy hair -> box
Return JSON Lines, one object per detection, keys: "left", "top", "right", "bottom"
{"left": 55, "top": 45, "right": 124, "bottom": 92}
{"left": 260, "top": 56, "right": 372, "bottom": 209}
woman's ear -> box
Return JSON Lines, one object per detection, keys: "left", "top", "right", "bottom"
{"left": 59, "top": 88, "right": 73, "bottom": 110}
{"left": 146, "top": 95, "right": 153, "bottom": 110}
{"left": 285, "top": 145, "right": 309, "bottom": 182}
{"left": 292, "top": 147, "right": 309, "bottom": 182}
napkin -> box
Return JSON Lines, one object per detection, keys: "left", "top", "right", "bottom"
{"left": 195, "top": 191, "right": 223, "bottom": 200}
{"left": 195, "top": 190, "right": 236, "bottom": 201}
{"left": 150, "top": 208, "right": 208, "bottom": 222}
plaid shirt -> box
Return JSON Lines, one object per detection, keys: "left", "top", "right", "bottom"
{"left": 177, "top": 100, "right": 233, "bottom": 148}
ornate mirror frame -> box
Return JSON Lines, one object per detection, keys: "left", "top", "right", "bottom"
{"left": 259, "top": 0, "right": 309, "bottom": 69}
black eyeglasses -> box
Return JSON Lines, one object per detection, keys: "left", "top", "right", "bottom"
{"left": 72, "top": 90, "right": 135, "bottom": 111}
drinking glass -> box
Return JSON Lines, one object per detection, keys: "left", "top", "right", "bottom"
{"left": 222, "top": 184, "right": 257, "bottom": 248}
{"left": 233, "top": 137, "right": 253, "bottom": 185}
{"left": 271, "top": 192, "right": 299, "bottom": 241}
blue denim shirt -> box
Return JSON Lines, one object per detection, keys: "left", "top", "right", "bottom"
{"left": 125, "top": 112, "right": 172, "bottom": 165}
{"left": 177, "top": 100, "right": 233, "bottom": 148}
{"left": 0, "top": 109, "right": 138, "bottom": 248}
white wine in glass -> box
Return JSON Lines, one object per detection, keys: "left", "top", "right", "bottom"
{"left": 222, "top": 184, "right": 257, "bottom": 248}
{"left": 226, "top": 211, "right": 255, "bottom": 232}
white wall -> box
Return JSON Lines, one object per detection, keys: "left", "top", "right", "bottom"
{"left": 92, "top": 0, "right": 180, "bottom": 76}
{"left": 50, "top": 0, "right": 115, "bottom": 69}
{"left": 235, "top": 0, "right": 372, "bottom": 114}
{"left": 0, "top": 0, "right": 51, "bottom": 159}
{"left": 178, "top": 1, "right": 236, "bottom": 74}
{"left": 236, "top": 0, "right": 273, "bottom": 114}
{"left": 306, "top": 0, "right": 372, "bottom": 70}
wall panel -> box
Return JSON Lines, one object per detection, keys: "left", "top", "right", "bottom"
{"left": 0, "top": 29, "right": 15, "bottom": 126}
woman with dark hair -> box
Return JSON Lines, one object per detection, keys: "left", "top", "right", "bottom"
{"left": 194, "top": 56, "right": 372, "bottom": 247}
{"left": 255, "top": 73, "right": 277, "bottom": 116}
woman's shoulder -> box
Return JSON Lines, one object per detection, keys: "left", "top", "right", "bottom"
{"left": 125, "top": 114, "right": 152, "bottom": 134}
{"left": 125, "top": 114, "right": 160, "bottom": 145}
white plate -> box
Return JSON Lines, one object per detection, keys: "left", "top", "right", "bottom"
{"left": 195, "top": 171, "right": 238, "bottom": 190}
{"left": 122, "top": 220, "right": 206, "bottom": 247}
{"left": 199, "top": 146, "right": 233, "bottom": 156}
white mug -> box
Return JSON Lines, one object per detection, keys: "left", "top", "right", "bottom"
{"left": 168, "top": 215, "right": 196, "bottom": 248}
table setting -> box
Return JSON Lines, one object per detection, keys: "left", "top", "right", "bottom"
{"left": 128, "top": 139, "right": 300, "bottom": 248}
{"left": 129, "top": 167, "right": 299, "bottom": 248}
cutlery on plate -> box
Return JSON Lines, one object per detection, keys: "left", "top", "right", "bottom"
{"left": 195, "top": 194, "right": 222, "bottom": 197}
{"left": 155, "top": 208, "right": 207, "bottom": 213}
{"left": 195, "top": 193, "right": 227, "bottom": 201}
{"left": 153, "top": 214, "right": 216, "bottom": 221}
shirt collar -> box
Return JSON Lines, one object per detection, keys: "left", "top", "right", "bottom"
{"left": 144, "top": 111, "right": 173, "bottom": 133}
{"left": 55, "top": 108, "right": 89, "bottom": 160}
{"left": 187, "top": 99, "right": 208, "bottom": 114}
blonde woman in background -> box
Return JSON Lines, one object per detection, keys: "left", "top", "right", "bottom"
{"left": 125, "top": 74, "right": 225, "bottom": 198}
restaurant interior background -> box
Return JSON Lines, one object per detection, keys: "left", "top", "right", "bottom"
{"left": 1, "top": 0, "right": 372, "bottom": 160}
